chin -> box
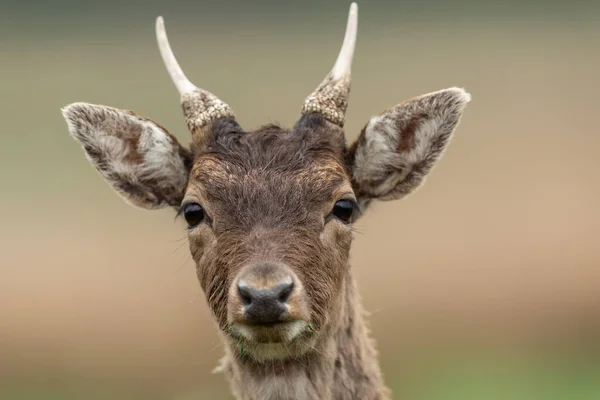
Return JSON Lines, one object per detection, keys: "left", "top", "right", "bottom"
{"left": 227, "top": 320, "right": 317, "bottom": 362}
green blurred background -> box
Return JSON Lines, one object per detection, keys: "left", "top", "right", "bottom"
{"left": 1, "top": 0, "right": 600, "bottom": 398}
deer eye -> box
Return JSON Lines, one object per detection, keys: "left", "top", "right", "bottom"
{"left": 332, "top": 199, "right": 355, "bottom": 223}
{"left": 182, "top": 202, "right": 205, "bottom": 228}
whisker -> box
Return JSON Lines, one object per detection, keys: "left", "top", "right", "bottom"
{"left": 209, "top": 340, "right": 223, "bottom": 353}
{"left": 175, "top": 252, "right": 192, "bottom": 275}
{"left": 170, "top": 237, "right": 189, "bottom": 255}
{"left": 168, "top": 234, "right": 189, "bottom": 244}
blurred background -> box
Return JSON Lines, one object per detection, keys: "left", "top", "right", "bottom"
{"left": 1, "top": 0, "right": 600, "bottom": 398}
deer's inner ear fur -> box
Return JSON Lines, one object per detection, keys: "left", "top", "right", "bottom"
{"left": 347, "top": 87, "right": 471, "bottom": 206}
{"left": 62, "top": 103, "right": 193, "bottom": 210}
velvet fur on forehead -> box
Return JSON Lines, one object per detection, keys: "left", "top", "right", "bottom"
{"left": 186, "top": 114, "right": 351, "bottom": 229}
{"left": 192, "top": 113, "right": 347, "bottom": 169}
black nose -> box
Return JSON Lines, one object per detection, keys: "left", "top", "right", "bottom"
{"left": 237, "top": 278, "right": 294, "bottom": 324}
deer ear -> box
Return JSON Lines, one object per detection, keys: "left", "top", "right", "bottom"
{"left": 347, "top": 87, "right": 471, "bottom": 206}
{"left": 62, "top": 103, "right": 193, "bottom": 210}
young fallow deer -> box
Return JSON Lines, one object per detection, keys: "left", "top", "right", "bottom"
{"left": 62, "top": 3, "right": 470, "bottom": 399}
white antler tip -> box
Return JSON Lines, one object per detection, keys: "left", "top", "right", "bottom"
{"left": 331, "top": 2, "right": 358, "bottom": 80}
{"left": 155, "top": 15, "right": 197, "bottom": 96}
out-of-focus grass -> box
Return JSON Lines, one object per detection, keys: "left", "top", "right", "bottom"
{"left": 394, "top": 355, "right": 600, "bottom": 400}
{"left": 3, "top": 355, "right": 600, "bottom": 400}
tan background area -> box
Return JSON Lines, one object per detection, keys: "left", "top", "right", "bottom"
{"left": 1, "top": 0, "right": 599, "bottom": 398}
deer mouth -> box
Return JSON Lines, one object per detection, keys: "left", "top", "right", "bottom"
{"left": 227, "top": 320, "right": 315, "bottom": 361}
{"left": 229, "top": 320, "right": 310, "bottom": 344}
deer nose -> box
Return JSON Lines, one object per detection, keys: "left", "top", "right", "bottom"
{"left": 237, "top": 278, "right": 294, "bottom": 324}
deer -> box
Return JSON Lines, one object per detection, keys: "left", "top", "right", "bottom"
{"left": 61, "top": 3, "right": 470, "bottom": 399}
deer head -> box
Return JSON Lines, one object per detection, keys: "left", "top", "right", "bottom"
{"left": 62, "top": 3, "right": 470, "bottom": 364}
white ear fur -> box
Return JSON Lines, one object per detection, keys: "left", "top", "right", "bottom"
{"left": 62, "top": 103, "right": 192, "bottom": 209}
{"left": 350, "top": 87, "right": 471, "bottom": 201}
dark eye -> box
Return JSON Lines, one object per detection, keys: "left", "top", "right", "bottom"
{"left": 182, "top": 203, "right": 205, "bottom": 228}
{"left": 332, "top": 199, "right": 355, "bottom": 223}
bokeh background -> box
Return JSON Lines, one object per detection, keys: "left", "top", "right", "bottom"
{"left": 2, "top": 0, "right": 600, "bottom": 398}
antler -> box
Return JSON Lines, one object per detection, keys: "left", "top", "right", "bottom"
{"left": 156, "top": 17, "right": 235, "bottom": 137}
{"left": 301, "top": 2, "right": 358, "bottom": 127}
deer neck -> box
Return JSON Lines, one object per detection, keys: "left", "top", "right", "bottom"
{"left": 218, "top": 269, "right": 390, "bottom": 400}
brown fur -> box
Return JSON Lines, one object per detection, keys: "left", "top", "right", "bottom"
{"left": 63, "top": 37, "right": 471, "bottom": 398}
{"left": 220, "top": 272, "right": 389, "bottom": 400}
{"left": 63, "top": 88, "right": 470, "bottom": 399}
{"left": 62, "top": 103, "right": 193, "bottom": 209}
{"left": 187, "top": 115, "right": 351, "bottom": 332}
{"left": 349, "top": 88, "right": 471, "bottom": 203}
{"left": 166, "top": 114, "right": 389, "bottom": 399}
{"left": 60, "top": 3, "right": 472, "bottom": 397}
{"left": 396, "top": 114, "right": 423, "bottom": 153}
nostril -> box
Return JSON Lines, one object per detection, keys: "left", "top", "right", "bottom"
{"left": 237, "top": 283, "right": 253, "bottom": 306}
{"left": 277, "top": 281, "right": 294, "bottom": 303}
{"left": 236, "top": 276, "right": 295, "bottom": 324}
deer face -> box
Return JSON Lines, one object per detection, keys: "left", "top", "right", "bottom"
{"left": 62, "top": 3, "right": 470, "bottom": 362}
{"left": 183, "top": 118, "right": 354, "bottom": 360}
